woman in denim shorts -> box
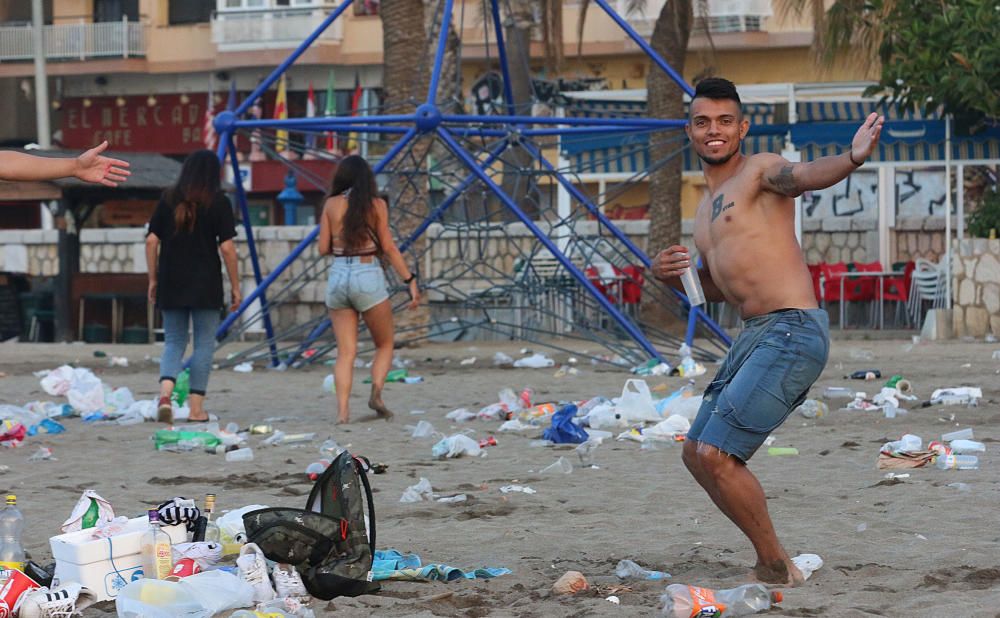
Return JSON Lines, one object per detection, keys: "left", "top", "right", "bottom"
{"left": 318, "top": 155, "right": 420, "bottom": 423}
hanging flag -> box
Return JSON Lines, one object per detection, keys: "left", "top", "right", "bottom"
{"left": 304, "top": 81, "right": 317, "bottom": 155}
{"left": 202, "top": 88, "right": 217, "bottom": 151}
{"left": 347, "top": 72, "right": 363, "bottom": 154}
{"left": 324, "top": 69, "right": 337, "bottom": 152}
{"left": 274, "top": 74, "right": 288, "bottom": 153}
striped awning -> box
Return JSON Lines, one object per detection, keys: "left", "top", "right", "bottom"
{"left": 559, "top": 97, "right": 1000, "bottom": 175}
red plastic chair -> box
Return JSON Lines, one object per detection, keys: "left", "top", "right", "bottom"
{"left": 851, "top": 261, "right": 883, "bottom": 301}
{"left": 880, "top": 261, "right": 913, "bottom": 326}
{"left": 585, "top": 266, "right": 613, "bottom": 301}
{"left": 620, "top": 265, "right": 644, "bottom": 304}
{"left": 820, "top": 262, "right": 848, "bottom": 304}
{"left": 807, "top": 264, "right": 822, "bottom": 302}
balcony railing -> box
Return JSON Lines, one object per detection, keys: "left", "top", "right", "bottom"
{"left": 626, "top": 0, "right": 772, "bottom": 36}
{"left": 212, "top": 6, "right": 344, "bottom": 51}
{"left": 0, "top": 18, "right": 145, "bottom": 62}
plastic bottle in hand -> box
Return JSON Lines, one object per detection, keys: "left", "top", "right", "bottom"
{"left": 0, "top": 495, "right": 26, "bottom": 571}
{"left": 661, "top": 583, "right": 782, "bottom": 617}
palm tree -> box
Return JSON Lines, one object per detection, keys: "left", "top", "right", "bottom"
{"left": 777, "top": 0, "right": 892, "bottom": 70}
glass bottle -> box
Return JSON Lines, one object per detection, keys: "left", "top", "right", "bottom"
{"left": 203, "top": 494, "right": 221, "bottom": 543}
{"left": 140, "top": 509, "right": 173, "bottom": 580}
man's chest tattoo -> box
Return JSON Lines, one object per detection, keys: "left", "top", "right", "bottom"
{"left": 710, "top": 193, "right": 735, "bottom": 222}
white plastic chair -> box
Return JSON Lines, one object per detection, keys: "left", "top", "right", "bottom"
{"left": 907, "top": 258, "right": 947, "bottom": 327}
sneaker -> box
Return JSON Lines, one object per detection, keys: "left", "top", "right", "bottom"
{"left": 18, "top": 582, "right": 96, "bottom": 618}
{"left": 272, "top": 563, "right": 309, "bottom": 600}
{"left": 157, "top": 396, "right": 172, "bottom": 423}
{"left": 237, "top": 542, "right": 275, "bottom": 602}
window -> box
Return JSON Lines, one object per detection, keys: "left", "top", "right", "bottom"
{"left": 222, "top": 0, "right": 265, "bottom": 9}
{"left": 168, "top": 0, "right": 213, "bottom": 25}
{"left": 93, "top": 0, "right": 138, "bottom": 22}
{"left": 354, "top": 0, "right": 379, "bottom": 16}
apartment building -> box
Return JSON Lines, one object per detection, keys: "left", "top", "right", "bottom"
{"left": 0, "top": 1, "right": 865, "bottom": 226}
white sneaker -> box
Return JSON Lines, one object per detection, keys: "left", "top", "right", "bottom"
{"left": 237, "top": 542, "right": 276, "bottom": 602}
{"left": 272, "top": 563, "right": 309, "bottom": 600}
{"left": 17, "top": 582, "right": 95, "bottom": 618}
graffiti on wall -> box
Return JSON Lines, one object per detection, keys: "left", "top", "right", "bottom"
{"left": 802, "top": 171, "right": 878, "bottom": 219}
{"left": 895, "top": 169, "right": 948, "bottom": 218}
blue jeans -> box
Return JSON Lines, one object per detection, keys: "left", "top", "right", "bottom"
{"left": 160, "top": 308, "right": 221, "bottom": 395}
{"left": 687, "top": 308, "right": 830, "bottom": 462}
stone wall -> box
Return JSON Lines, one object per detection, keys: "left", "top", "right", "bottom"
{"left": 953, "top": 238, "right": 1000, "bottom": 338}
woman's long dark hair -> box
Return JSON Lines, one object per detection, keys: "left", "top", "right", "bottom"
{"left": 328, "top": 155, "right": 378, "bottom": 250}
{"left": 167, "top": 150, "right": 221, "bottom": 234}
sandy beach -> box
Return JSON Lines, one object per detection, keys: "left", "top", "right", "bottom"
{"left": 2, "top": 336, "right": 1000, "bottom": 617}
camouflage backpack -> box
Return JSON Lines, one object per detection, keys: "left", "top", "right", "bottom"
{"left": 242, "top": 451, "right": 378, "bottom": 599}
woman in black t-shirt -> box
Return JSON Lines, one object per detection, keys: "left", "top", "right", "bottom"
{"left": 145, "top": 150, "right": 240, "bottom": 423}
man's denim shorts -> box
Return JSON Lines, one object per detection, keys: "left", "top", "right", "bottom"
{"left": 325, "top": 257, "right": 389, "bottom": 312}
{"left": 687, "top": 308, "right": 830, "bottom": 462}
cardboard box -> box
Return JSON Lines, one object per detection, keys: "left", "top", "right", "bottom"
{"left": 49, "top": 516, "right": 187, "bottom": 602}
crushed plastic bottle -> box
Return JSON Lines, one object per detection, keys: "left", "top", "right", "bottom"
{"left": 172, "top": 368, "right": 191, "bottom": 406}
{"left": 615, "top": 559, "right": 670, "bottom": 581}
{"left": 795, "top": 399, "right": 828, "bottom": 419}
{"left": 822, "top": 386, "right": 854, "bottom": 399}
{"left": 661, "top": 583, "right": 782, "bottom": 617}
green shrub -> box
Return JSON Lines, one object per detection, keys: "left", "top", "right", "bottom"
{"left": 967, "top": 189, "right": 1000, "bottom": 239}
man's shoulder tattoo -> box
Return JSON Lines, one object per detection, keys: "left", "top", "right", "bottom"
{"left": 767, "top": 165, "right": 799, "bottom": 195}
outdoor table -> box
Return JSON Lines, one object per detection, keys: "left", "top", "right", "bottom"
{"left": 838, "top": 271, "right": 898, "bottom": 330}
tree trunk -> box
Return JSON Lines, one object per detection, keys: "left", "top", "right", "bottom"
{"left": 643, "top": 0, "right": 693, "bottom": 324}
{"left": 498, "top": 0, "right": 538, "bottom": 221}
{"left": 381, "top": 0, "right": 432, "bottom": 340}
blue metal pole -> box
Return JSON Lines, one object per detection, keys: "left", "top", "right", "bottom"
{"left": 217, "top": 127, "right": 420, "bottom": 338}
{"left": 489, "top": 0, "right": 516, "bottom": 115}
{"left": 399, "top": 139, "right": 509, "bottom": 252}
{"left": 442, "top": 113, "right": 688, "bottom": 129}
{"left": 519, "top": 139, "right": 733, "bottom": 347}
{"left": 233, "top": 114, "right": 417, "bottom": 130}
{"left": 426, "top": 0, "right": 455, "bottom": 105}
{"left": 591, "top": 0, "right": 694, "bottom": 97}
{"left": 685, "top": 304, "right": 700, "bottom": 347}
{"left": 222, "top": 137, "right": 280, "bottom": 365}
{"left": 235, "top": 0, "right": 355, "bottom": 116}
{"left": 436, "top": 126, "right": 665, "bottom": 362}
{"left": 523, "top": 125, "right": 670, "bottom": 137}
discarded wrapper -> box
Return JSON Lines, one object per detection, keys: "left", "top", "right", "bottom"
{"left": 552, "top": 570, "right": 589, "bottom": 594}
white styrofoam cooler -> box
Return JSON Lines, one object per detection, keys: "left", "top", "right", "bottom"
{"left": 49, "top": 516, "right": 187, "bottom": 602}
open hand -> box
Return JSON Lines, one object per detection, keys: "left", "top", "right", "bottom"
{"left": 75, "top": 141, "right": 131, "bottom": 187}
{"left": 851, "top": 113, "right": 884, "bottom": 165}
{"left": 652, "top": 245, "right": 692, "bottom": 281}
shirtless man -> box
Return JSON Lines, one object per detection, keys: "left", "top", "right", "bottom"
{"left": 0, "top": 141, "right": 129, "bottom": 185}
{"left": 652, "top": 78, "right": 883, "bottom": 585}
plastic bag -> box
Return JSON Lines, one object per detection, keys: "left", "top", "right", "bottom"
{"left": 215, "top": 504, "right": 268, "bottom": 554}
{"left": 585, "top": 404, "right": 625, "bottom": 430}
{"left": 513, "top": 353, "right": 555, "bottom": 368}
{"left": 400, "top": 478, "right": 435, "bottom": 503}
{"left": 644, "top": 415, "right": 691, "bottom": 440}
{"left": 657, "top": 394, "right": 703, "bottom": 421}
{"left": 39, "top": 365, "right": 75, "bottom": 396}
{"left": 407, "top": 420, "right": 437, "bottom": 439}
{"left": 67, "top": 371, "right": 105, "bottom": 413}
{"left": 615, "top": 379, "right": 659, "bottom": 423}
{"left": 431, "top": 434, "right": 482, "bottom": 459}
{"left": 445, "top": 408, "right": 476, "bottom": 422}
{"left": 115, "top": 570, "right": 254, "bottom": 618}
{"left": 542, "top": 404, "right": 589, "bottom": 444}
{"left": 106, "top": 387, "right": 136, "bottom": 414}
{"left": 61, "top": 490, "right": 115, "bottom": 533}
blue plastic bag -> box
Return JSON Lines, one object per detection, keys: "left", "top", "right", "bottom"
{"left": 542, "top": 404, "right": 589, "bottom": 444}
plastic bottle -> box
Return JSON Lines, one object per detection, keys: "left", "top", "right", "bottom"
{"left": 154, "top": 430, "right": 221, "bottom": 451}
{"left": 172, "top": 368, "right": 191, "bottom": 406}
{"left": 846, "top": 369, "right": 881, "bottom": 380}
{"left": 306, "top": 460, "right": 331, "bottom": 481}
{"left": 615, "top": 559, "right": 669, "bottom": 581}
{"left": 81, "top": 496, "right": 100, "bottom": 529}
{"left": 225, "top": 448, "right": 254, "bottom": 462}
{"left": 661, "top": 583, "right": 782, "bottom": 617}
{"left": 948, "top": 439, "right": 985, "bottom": 454}
{"left": 140, "top": 509, "right": 173, "bottom": 580}
{"left": 203, "top": 494, "right": 220, "bottom": 543}
{"left": 796, "top": 399, "right": 828, "bottom": 419}
{"left": 942, "top": 428, "right": 974, "bottom": 442}
{"left": 0, "top": 494, "right": 26, "bottom": 571}
{"left": 936, "top": 453, "right": 979, "bottom": 470}
{"left": 676, "top": 252, "right": 706, "bottom": 306}
{"left": 822, "top": 386, "right": 854, "bottom": 399}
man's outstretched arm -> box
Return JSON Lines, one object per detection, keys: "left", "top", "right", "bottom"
{"left": 0, "top": 141, "right": 130, "bottom": 186}
{"left": 759, "top": 112, "right": 884, "bottom": 197}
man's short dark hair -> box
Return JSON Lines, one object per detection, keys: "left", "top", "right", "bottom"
{"left": 692, "top": 77, "right": 741, "bottom": 112}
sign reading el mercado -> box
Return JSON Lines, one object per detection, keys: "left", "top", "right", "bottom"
{"left": 62, "top": 94, "right": 221, "bottom": 154}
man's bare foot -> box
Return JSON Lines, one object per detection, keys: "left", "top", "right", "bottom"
{"left": 752, "top": 559, "right": 805, "bottom": 587}
{"left": 336, "top": 414, "right": 350, "bottom": 424}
